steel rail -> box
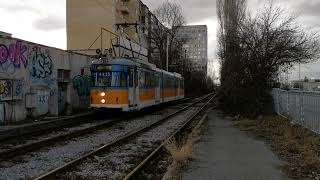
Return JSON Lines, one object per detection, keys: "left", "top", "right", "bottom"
{"left": 0, "top": 98, "right": 192, "bottom": 161}
{"left": 0, "top": 117, "right": 122, "bottom": 160}
{"left": 123, "top": 94, "right": 216, "bottom": 180}
{"left": 33, "top": 94, "right": 213, "bottom": 180}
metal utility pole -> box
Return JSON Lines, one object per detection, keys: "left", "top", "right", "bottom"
{"left": 299, "top": 62, "right": 301, "bottom": 89}
{"left": 183, "top": 49, "right": 187, "bottom": 75}
{"left": 166, "top": 33, "right": 169, "bottom": 71}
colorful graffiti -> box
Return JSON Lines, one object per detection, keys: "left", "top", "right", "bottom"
{"left": 72, "top": 75, "right": 92, "bottom": 96}
{"left": 0, "top": 80, "right": 12, "bottom": 101}
{"left": 0, "top": 41, "right": 28, "bottom": 68}
{"left": 0, "top": 41, "right": 28, "bottom": 75}
{"left": 0, "top": 80, "right": 24, "bottom": 101}
{"left": 28, "top": 47, "right": 53, "bottom": 79}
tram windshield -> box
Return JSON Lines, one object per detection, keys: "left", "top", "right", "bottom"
{"left": 94, "top": 71, "right": 127, "bottom": 87}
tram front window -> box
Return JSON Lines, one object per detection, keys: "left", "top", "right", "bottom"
{"left": 95, "top": 72, "right": 127, "bottom": 87}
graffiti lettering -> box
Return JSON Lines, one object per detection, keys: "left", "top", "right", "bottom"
{"left": 0, "top": 41, "right": 28, "bottom": 68}
{"left": 35, "top": 90, "right": 50, "bottom": 115}
{"left": 28, "top": 47, "right": 53, "bottom": 79}
{"left": 12, "top": 80, "right": 23, "bottom": 100}
{"left": 38, "top": 94, "right": 49, "bottom": 103}
{"left": 0, "top": 80, "right": 12, "bottom": 101}
{"left": 72, "top": 75, "right": 92, "bottom": 96}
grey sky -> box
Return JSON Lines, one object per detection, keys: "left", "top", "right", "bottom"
{"left": 33, "top": 15, "right": 65, "bottom": 31}
{"left": 0, "top": 0, "right": 319, "bottom": 79}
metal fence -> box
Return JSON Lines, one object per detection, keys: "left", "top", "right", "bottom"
{"left": 272, "top": 88, "right": 320, "bottom": 134}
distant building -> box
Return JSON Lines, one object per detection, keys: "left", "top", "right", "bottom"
{"left": 177, "top": 25, "right": 208, "bottom": 74}
{"left": 291, "top": 79, "right": 320, "bottom": 91}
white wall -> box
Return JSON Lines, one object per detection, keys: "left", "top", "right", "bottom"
{"left": 0, "top": 36, "right": 91, "bottom": 124}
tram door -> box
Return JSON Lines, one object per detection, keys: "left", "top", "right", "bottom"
{"left": 155, "top": 73, "right": 160, "bottom": 103}
{"left": 128, "top": 69, "right": 136, "bottom": 110}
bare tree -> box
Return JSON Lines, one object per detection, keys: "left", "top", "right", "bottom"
{"left": 217, "top": 1, "right": 320, "bottom": 116}
{"left": 216, "top": 0, "right": 248, "bottom": 114}
{"left": 149, "top": 1, "right": 186, "bottom": 70}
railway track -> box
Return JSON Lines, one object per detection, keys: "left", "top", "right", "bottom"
{"left": 0, "top": 98, "right": 191, "bottom": 161}
{"left": 124, "top": 95, "right": 216, "bottom": 179}
{"left": 32, "top": 93, "right": 215, "bottom": 180}
{"left": 0, "top": 97, "right": 201, "bottom": 180}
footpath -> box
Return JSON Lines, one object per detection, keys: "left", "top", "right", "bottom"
{"left": 182, "top": 110, "right": 291, "bottom": 180}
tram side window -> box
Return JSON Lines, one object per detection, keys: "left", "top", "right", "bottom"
{"left": 163, "top": 75, "right": 167, "bottom": 89}
{"left": 155, "top": 75, "right": 160, "bottom": 88}
{"left": 151, "top": 74, "right": 156, "bottom": 88}
{"left": 145, "top": 71, "right": 150, "bottom": 88}
{"left": 120, "top": 73, "right": 127, "bottom": 87}
{"left": 139, "top": 71, "right": 145, "bottom": 88}
{"left": 144, "top": 71, "right": 156, "bottom": 88}
{"left": 165, "top": 76, "right": 174, "bottom": 89}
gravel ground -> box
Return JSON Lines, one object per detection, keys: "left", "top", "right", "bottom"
{"left": 61, "top": 106, "right": 200, "bottom": 179}
{"left": 0, "top": 107, "right": 177, "bottom": 180}
{"left": 0, "top": 119, "right": 117, "bottom": 152}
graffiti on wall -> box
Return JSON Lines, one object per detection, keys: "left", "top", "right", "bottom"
{"left": 12, "top": 80, "right": 23, "bottom": 100}
{"left": 73, "top": 75, "right": 92, "bottom": 96}
{"left": 0, "top": 80, "right": 12, "bottom": 101}
{"left": 28, "top": 47, "right": 53, "bottom": 79}
{"left": 0, "top": 41, "right": 28, "bottom": 74}
{"left": 35, "top": 89, "right": 49, "bottom": 115}
{"left": 0, "top": 80, "right": 24, "bottom": 101}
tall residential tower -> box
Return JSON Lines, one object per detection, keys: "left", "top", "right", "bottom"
{"left": 177, "top": 25, "right": 208, "bottom": 74}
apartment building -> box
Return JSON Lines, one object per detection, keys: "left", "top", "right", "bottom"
{"left": 177, "top": 25, "right": 208, "bottom": 73}
{"left": 67, "top": 0, "right": 161, "bottom": 64}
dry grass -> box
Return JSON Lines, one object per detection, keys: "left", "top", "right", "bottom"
{"left": 235, "top": 115, "right": 320, "bottom": 179}
{"left": 165, "top": 127, "right": 201, "bottom": 163}
{"left": 162, "top": 116, "right": 205, "bottom": 180}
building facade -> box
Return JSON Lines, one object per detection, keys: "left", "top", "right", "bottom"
{"left": 68, "top": 1, "right": 147, "bottom": 53}
{"left": 0, "top": 35, "right": 92, "bottom": 125}
{"left": 67, "top": 0, "right": 163, "bottom": 65}
{"left": 177, "top": 25, "right": 208, "bottom": 74}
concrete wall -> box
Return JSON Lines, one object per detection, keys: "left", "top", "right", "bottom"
{"left": 0, "top": 36, "right": 91, "bottom": 124}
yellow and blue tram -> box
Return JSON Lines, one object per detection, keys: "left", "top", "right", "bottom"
{"left": 90, "top": 57, "right": 184, "bottom": 111}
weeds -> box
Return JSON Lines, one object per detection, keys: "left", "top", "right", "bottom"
{"left": 162, "top": 116, "right": 205, "bottom": 180}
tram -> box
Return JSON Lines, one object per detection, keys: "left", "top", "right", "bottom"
{"left": 90, "top": 57, "right": 184, "bottom": 111}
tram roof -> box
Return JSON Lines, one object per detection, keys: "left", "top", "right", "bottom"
{"left": 92, "top": 57, "right": 182, "bottom": 78}
{"left": 92, "top": 57, "right": 156, "bottom": 69}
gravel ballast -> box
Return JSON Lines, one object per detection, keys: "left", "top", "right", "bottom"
{"left": 0, "top": 108, "right": 177, "bottom": 180}
{"left": 60, "top": 106, "right": 201, "bottom": 179}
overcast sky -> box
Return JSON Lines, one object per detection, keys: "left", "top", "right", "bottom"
{"left": 0, "top": 0, "right": 320, "bottom": 79}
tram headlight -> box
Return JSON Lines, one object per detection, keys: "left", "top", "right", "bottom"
{"left": 100, "top": 92, "right": 106, "bottom": 97}
{"left": 101, "top": 99, "right": 106, "bottom": 104}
